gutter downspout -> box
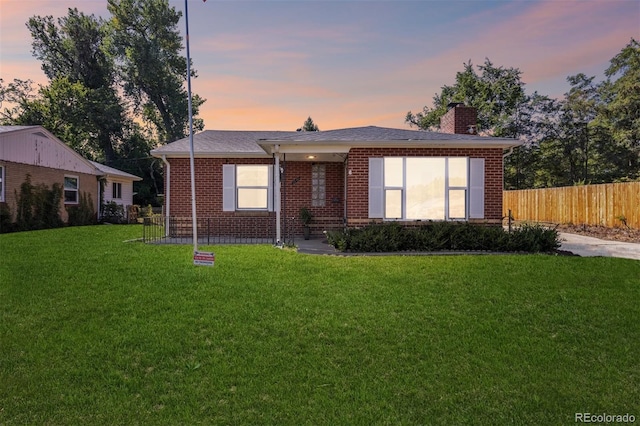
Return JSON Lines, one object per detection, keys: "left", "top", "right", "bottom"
{"left": 274, "top": 145, "right": 281, "bottom": 246}
{"left": 97, "top": 178, "right": 101, "bottom": 221}
{"left": 503, "top": 146, "right": 515, "bottom": 159}
{"left": 343, "top": 155, "right": 348, "bottom": 228}
{"left": 161, "top": 155, "right": 170, "bottom": 237}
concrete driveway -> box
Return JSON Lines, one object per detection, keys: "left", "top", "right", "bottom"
{"left": 559, "top": 233, "right": 640, "bottom": 260}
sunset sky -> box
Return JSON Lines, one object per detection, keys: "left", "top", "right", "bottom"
{"left": 1, "top": 0, "right": 638, "bottom": 132}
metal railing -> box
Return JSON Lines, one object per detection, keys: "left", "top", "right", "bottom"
{"left": 142, "top": 216, "right": 299, "bottom": 245}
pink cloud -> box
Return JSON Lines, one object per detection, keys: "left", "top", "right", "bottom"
{"left": 399, "top": 1, "right": 638, "bottom": 97}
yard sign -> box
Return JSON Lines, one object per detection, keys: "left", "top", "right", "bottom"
{"left": 193, "top": 251, "right": 215, "bottom": 267}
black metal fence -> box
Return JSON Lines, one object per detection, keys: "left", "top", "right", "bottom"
{"left": 142, "top": 216, "right": 298, "bottom": 245}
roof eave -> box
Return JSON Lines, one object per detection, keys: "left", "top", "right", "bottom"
{"left": 150, "top": 150, "right": 272, "bottom": 159}
{"left": 258, "top": 138, "right": 523, "bottom": 152}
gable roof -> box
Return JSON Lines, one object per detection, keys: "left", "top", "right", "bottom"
{"left": 150, "top": 126, "right": 522, "bottom": 159}
{"left": 0, "top": 126, "right": 143, "bottom": 180}
{"left": 90, "top": 161, "right": 142, "bottom": 181}
{"left": 0, "top": 125, "right": 98, "bottom": 174}
{"left": 0, "top": 125, "right": 40, "bottom": 134}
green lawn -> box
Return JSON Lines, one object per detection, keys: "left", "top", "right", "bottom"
{"left": 1, "top": 225, "right": 639, "bottom": 425}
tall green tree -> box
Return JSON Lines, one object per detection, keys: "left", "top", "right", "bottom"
{"left": 27, "top": 9, "right": 125, "bottom": 164}
{"left": 107, "top": 0, "right": 204, "bottom": 143}
{"left": 406, "top": 59, "right": 527, "bottom": 136}
{"left": 0, "top": 78, "right": 37, "bottom": 124}
{"left": 300, "top": 116, "right": 319, "bottom": 131}
{"left": 600, "top": 38, "right": 640, "bottom": 180}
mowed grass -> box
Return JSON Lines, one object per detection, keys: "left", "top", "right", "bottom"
{"left": 1, "top": 226, "right": 639, "bottom": 425}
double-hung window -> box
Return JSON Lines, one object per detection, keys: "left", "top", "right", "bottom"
{"left": 112, "top": 182, "right": 122, "bottom": 199}
{"left": 237, "top": 165, "right": 269, "bottom": 209}
{"left": 223, "top": 164, "right": 273, "bottom": 211}
{"left": 64, "top": 176, "right": 79, "bottom": 204}
{"left": 370, "top": 157, "right": 484, "bottom": 221}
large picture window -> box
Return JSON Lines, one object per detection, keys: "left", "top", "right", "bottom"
{"left": 380, "top": 157, "right": 469, "bottom": 221}
{"left": 64, "top": 176, "right": 79, "bottom": 204}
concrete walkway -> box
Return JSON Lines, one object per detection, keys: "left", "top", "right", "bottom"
{"left": 558, "top": 232, "right": 640, "bottom": 260}
{"left": 296, "top": 234, "right": 640, "bottom": 260}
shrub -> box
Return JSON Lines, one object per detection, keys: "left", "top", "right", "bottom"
{"left": 327, "top": 222, "right": 560, "bottom": 253}
{"left": 101, "top": 201, "right": 126, "bottom": 224}
{"left": 141, "top": 204, "right": 155, "bottom": 218}
{"left": 14, "top": 174, "right": 64, "bottom": 231}
{"left": 0, "top": 203, "right": 15, "bottom": 233}
{"left": 67, "top": 192, "right": 96, "bottom": 226}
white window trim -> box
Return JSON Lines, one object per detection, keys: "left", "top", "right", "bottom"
{"left": 112, "top": 182, "right": 123, "bottom": 200}
{"left": 371, "top": 156, "right": 482, "bottom": 221}
{"left": 222, "top": 164, "right": 274, "bottom": 212}
{"left": 64, "top": 175, "right": 79, "bottom": 205}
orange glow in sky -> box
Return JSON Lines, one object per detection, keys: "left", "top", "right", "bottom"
{"left": 1, "top": 0, "right": 638, "bottom": 134}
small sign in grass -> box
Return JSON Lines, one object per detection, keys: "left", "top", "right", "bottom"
{"left": 193, "top": 250, "right": 215, "bottom": 266}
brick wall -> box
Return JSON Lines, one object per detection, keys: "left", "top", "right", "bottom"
{"left": 166, "top": 147, "right": 503, "bottom": 238}
{"left": 166, "top": 158, "right": 345, "bottom": 238}
{"left": 345, "top": 147, "right": 504, "bottom": 225}
{"left": 0, "top": 160, "right": 99, "bottom": 223}
{"left": 280, "top": 161, "right": 344, "bottom": 235}
{"left": 440, "top": 105, "right": 478, "bottom": 134}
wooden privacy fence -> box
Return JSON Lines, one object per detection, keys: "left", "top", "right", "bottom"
{"left": 503, "top": 182, "right": 640, "bottom": 229}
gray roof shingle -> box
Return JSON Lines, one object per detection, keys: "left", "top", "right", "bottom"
{"left": 151, "top": 126, "right": 520, "bottom": 157}
{"left": 89, "top": 161, "right": 142, "bottom": 180}
{"left": 151, "top": 130, "right": 297, "bottom": 156}
{"left": 259, "top": 126, "right": 514, "bottom": 142}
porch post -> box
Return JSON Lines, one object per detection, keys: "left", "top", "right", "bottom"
{"left": 274, "top": 145, "right": 281, "bottom": 245}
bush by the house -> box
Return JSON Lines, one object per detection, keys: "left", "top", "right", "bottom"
{"left": 67, "top": 192, "right": 96, "bottom": 226}
{"left": 0, "top": 203, "right": 15, "bottom": 233}
{"left": 101, "top": 201, "right": 126, "bottom": 224}
{"left": 326, "top": 222, "right": 560, "bottom": 253}
{"left": 14, "top": 174, "right": 64, "bottom": 232}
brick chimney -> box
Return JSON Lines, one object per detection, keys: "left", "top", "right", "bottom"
{"left": 440, "top": 103, "right": 477, "bottom": 135}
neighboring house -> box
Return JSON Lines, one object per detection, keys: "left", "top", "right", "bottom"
{"left": 90, "top": 161, "right": 142, "bottom": 218}
{"left": 150, "top": 104, "right": 522, "bottom": 242}
{"left": 0, "top": 125, "right": 141, "bottom": 223}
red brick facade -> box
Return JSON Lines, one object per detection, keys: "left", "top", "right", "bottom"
{"left": 165, "top": 145, "right": 504, "bottom": 238}
{"left": 440, "top": 105, "right": 478, "bottom": 135}
{"left": 167, "top": 158, "right": 344, "bottom": 238}
{"left": 345, "top": 147, "right": 504, "bottom": 226}
{"left": 0, "top": 160, "right": 99, "bottom": 223}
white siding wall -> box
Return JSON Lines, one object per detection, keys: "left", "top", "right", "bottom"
{"left": 103, "top": 177, "right": 135, "bottom": 207}
{"left": 0, "top": 131, "right": 96, "bottom": 175}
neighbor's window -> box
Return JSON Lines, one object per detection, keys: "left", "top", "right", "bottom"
{"left": 236, "top": 165, "right": 269, "bottom": 209}
{"left": 0, "top": 165, "right": 4, "bottom": 202}
{"left": 112, "top": 182, "right": 122, "bottom": 199}
{"left": 383, "top": 157, "right": 468, "bottom": 220}
{"left": 64, "top": 176, "right": 79, "bottom": 204}
{"left": 311, "top": 164, "right": 326, "bottom": 207}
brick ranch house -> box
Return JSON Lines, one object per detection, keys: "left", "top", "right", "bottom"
{"left": 150, "top": 104, "right": 522, "bottom": 242}
{"left": 0, "top": 125, "right": 141, "bottom": 224}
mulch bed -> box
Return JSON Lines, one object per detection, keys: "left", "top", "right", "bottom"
{"left": 556, "top": 224, "right": 640, "bottom": 243}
